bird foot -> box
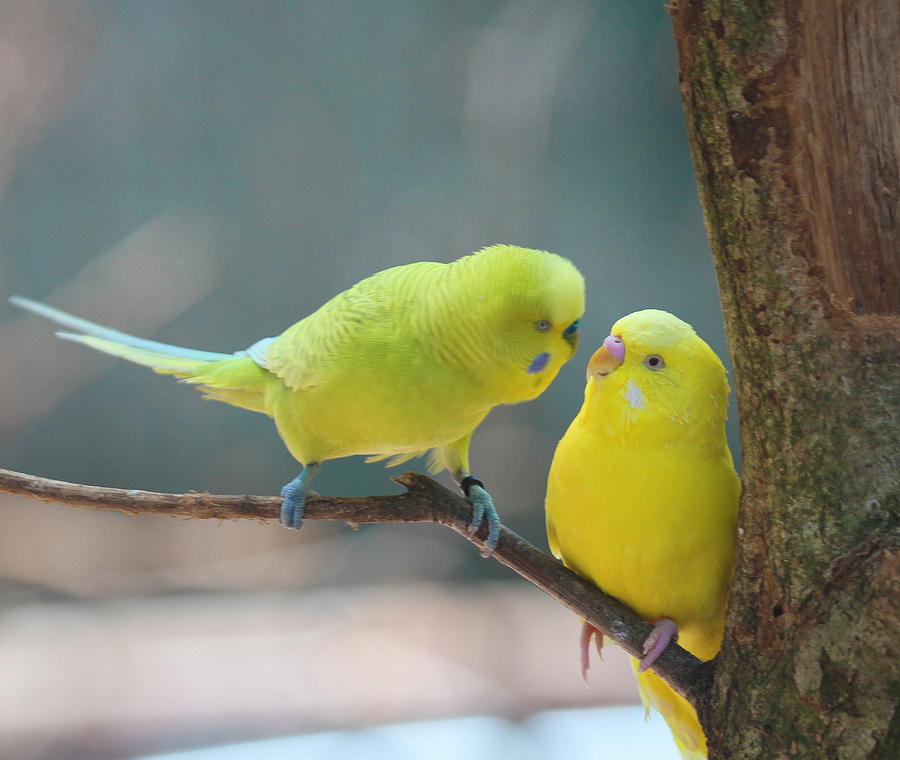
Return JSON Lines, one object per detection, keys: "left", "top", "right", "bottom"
{"left": 465, "top": 484, "right": 501, "bottom": 557}
{"left": 280, "top": 481, "right": 306, "bottom": 530}
{"left": 279, "top": 463, "right": 318, "bottom": 530}
{"left": 638, "top": 618, "right": 678, "bottom": 673}
{"left": 580, "top": 621, "right": 604, "bottom": 684}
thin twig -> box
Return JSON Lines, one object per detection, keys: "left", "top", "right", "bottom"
{"left": 0, "top": 466, "right": 714, "bottom": 706}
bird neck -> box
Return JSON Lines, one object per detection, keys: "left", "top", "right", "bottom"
{"left": 577, "top": 380, "right": 730, "bottom": 454}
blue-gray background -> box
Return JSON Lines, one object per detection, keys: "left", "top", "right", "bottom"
{"left": 0, "top": 2, "right": 731, "bottom": 757}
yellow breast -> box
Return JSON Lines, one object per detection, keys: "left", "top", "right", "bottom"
{"left": 546, "top": 415, "right": 738, "bottom": 659}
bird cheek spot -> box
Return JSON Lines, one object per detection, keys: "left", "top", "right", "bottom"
{"left": 528, "top": 352, "right": 550, "bottom": 374}
{"left": 625, "top": 379, "right": 645, "bottom": 409}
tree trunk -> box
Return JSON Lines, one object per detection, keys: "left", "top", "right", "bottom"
{"left": 669, "top": 1, "right": 899, "bottom": 758}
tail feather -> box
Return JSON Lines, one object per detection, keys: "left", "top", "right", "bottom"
{"left": 56, "top": 332, "right": 215, "bottom": 375}
{"left": 11, "top": 296, "right": 234, "bottom": 363}
{"left": 11, "top": 296, "right": 270, "bottom": 414}
{"left": 634, "top": 661, "right": 708, "bottom": 759}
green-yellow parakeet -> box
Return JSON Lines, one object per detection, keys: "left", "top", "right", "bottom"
{"left": 545, "top": 309, "right": 739, "bottom": 758}
{"left": 13, "top": 244, "right": 585, "bottom": 552}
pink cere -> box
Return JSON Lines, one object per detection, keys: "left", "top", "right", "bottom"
{"left": 603, "top": 335, "right": 625, "bottom": 360}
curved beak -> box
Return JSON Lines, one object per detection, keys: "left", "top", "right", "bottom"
{"left": 587, "top": 335, "right": 625, "bottom": 382}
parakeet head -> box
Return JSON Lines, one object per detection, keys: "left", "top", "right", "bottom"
{"left": 582, "top": 309, "right": 730, "bottom": 446}
{"left": 443, "top": 244, "right": 585, "bottom": 404}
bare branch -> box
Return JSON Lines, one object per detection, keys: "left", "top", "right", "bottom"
{"left": 0, "top": 466, "right": 713, "bottom": 706}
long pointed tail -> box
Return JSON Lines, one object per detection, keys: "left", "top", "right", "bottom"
{"left": 10, "top": 296, "right": 269, "bottom": 413}
{"left": 634, "top": 661, "right": 708, "bottom": 759}
{"left": 10, "top": 296, "right": 235, "bottom": 373}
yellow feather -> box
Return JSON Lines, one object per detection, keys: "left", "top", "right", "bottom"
{"left": 545, "top": 309, "right": 739, "bottom": 758}
{"left": 634, "top": 666, "right": 707, "bottom": 760}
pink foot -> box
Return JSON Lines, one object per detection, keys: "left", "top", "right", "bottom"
{"left": 579, "top": 621, "right": 604, "bottom": 683}
{"left": 638, "top": 618, "right": 678, "bottom": 673}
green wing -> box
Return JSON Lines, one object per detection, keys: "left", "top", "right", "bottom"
{"left": 261, "top": 261, "right": 443, "bottom": 390}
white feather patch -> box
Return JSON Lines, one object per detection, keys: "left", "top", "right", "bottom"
{"left": 625, "top": 379, "right": 645, "bottom": 409}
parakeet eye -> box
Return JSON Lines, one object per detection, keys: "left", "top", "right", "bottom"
{"left": 563, "top": 319, "right": 580, "bottom": 338}
{"left": 535, "top": 319, "right": 552, "bottom": 332}
{"left": 644, "top": 354, "right": 665, "bottom": 370}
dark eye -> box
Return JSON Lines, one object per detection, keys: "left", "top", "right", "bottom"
{"left": 563, "top": 319, "right": 580, "bottom": 338}
{"left": 644, "top": 354, "right": 665, "bottom": 370}
{"left": 535, "top": 319, "right": 552, "bottom": 332}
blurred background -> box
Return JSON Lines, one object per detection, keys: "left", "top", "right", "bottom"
{"left": 0, "top": 1, "right": 734, "bottom": 758}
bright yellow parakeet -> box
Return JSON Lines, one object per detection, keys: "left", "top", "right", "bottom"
{"left": 13, "top": 244, "right": 584, "bottom": 552}
{"left": 545, "top": 309, "right": 739, "bottom": 758}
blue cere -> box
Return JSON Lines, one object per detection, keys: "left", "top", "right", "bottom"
{"left": 528, "top": 351, "right": 550, "bottom": 374}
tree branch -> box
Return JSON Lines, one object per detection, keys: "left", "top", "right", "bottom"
{"left": 0, "top": 466, "right": 713, "bottom": 706}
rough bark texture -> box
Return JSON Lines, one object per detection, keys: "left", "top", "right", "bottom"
{"left": 669, "top": 1, "right": 899, "bottom": 758}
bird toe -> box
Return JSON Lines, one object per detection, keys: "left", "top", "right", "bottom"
{"left": 638, "top": 618, "right": 678, "bottom": 672}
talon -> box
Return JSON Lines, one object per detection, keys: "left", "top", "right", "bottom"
{"left": 580, "top": 621, "right": 594, "bottom": 683}
{"left": 579, "top": 621, "right": 604, "bottom": 683}
{"left": 638, "top": 618, "right": 678, "bottom": 673}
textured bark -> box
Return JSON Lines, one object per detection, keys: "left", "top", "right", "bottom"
{"left": 669, "top": 1, "right": 899, "bottom": 758}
